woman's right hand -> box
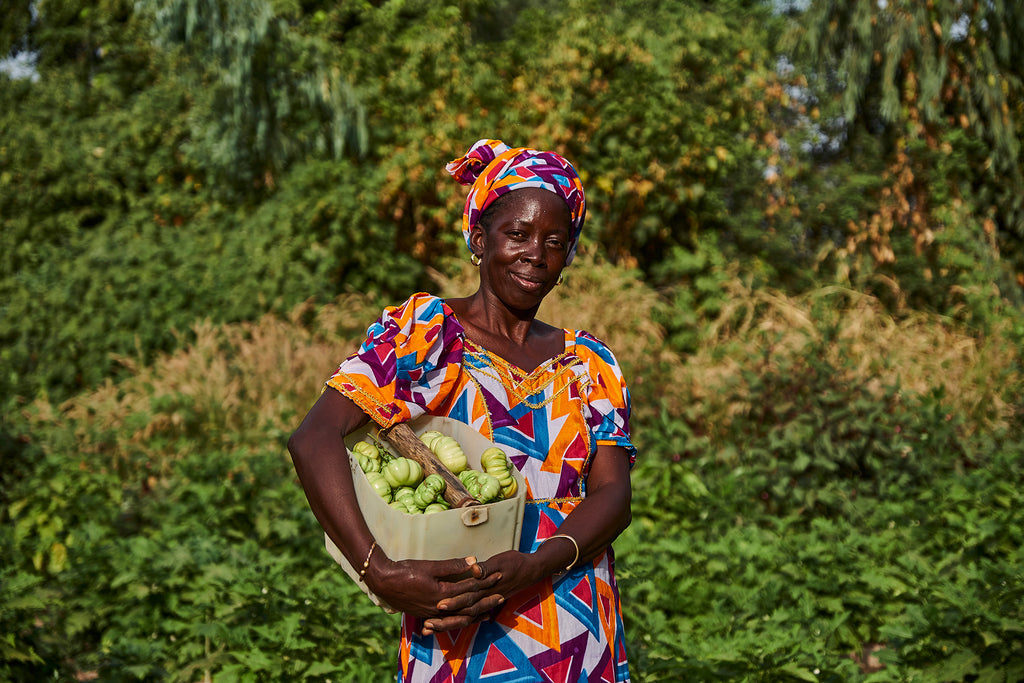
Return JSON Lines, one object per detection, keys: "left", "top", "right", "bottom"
{"left": 366, "top": 555, "right": 504, "bottom": 633}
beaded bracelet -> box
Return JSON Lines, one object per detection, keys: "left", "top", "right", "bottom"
{"left": 357, "top": 541, "right": 377, "bottom": 582}
{"left": 542, "top": 534, "right": 580, "bottom": 573}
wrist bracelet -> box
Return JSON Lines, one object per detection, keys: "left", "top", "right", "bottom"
{"left": 542, "top": 534, "right": 580, "bottom": 573}
{"left": 357, "top": 541, "right": 377, "bottom": 582}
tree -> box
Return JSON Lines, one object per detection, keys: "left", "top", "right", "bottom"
{"left": 148, "top": 0, "right": 368, "bottom": 196}
{"left": 786, "top": 0, "right": 1024, "bottom": 310}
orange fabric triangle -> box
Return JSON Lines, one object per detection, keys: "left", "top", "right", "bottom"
{"left": 433, "top": 623, "right": 479, "bottom": 678}
{"left": 597, "top": 579, "right": 617, "bottom": 647}
{"left": 496, "top": 581, "right": 560, "bottom": 650}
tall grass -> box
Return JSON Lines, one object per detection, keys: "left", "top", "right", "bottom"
{"left": 28, "top": 260, "right": 1020, "bottom": 481}
{"left": 664, "top": 278, "right": 1021, "bottom": 441}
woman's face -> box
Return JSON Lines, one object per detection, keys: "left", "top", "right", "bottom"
{"left": 470, "top": 187, "right": 572, "bottom": 312}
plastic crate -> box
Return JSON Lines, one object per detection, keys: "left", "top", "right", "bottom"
{"left": 325, "top": 415, "right": 526, "bottom": 611}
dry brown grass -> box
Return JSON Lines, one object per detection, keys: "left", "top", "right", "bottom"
{"left": 43, "top": 294, "right": 383, "bottom": 474}
{"left": 671, "top": 278, "right": 1021, "bottom": 435}
{"left": 35, "top": 260, "right": 1019, "bottom": 478}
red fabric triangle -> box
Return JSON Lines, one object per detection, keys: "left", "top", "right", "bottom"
{"left": 518, "top": 593, "right": 545, "bottom": 628}
{"left": 480, "top": 643, "right": 517, "bottom": 676}
{"left": 570, "top": 576, "right": 593, "bottom": 606}
{"left": 600, "top": 592, "right": 614, "bottom": 625}
{"left": 541, "top": 656, "right": 573, "bottom": 683}
{"left": 537, "top": 515, "right": 559, "bottom": 540}
{"left": 597, "top": 653, "right": 616, "bottom": 683}
{"left": 517, "top": 409, "right": 535, "bottom": 439}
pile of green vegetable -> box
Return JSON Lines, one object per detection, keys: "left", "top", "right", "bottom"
{"left": 351, "top": 431, "right": 519, "bottom": 514}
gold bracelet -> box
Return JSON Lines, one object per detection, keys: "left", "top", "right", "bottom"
{"left": 542, "top": 534, "right": 580, "bottom": 573}
{"left": 357, "top": 541, "right": 377, "bottom": 582}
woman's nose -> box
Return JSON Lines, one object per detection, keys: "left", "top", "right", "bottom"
{"left": 521, "top": 237, "right": 546, "bottom": 264}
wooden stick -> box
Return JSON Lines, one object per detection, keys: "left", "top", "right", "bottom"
{"left": 379, "top": 423, "right": 479, "bottom": 508}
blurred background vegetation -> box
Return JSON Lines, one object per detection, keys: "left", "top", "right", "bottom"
{"left": 2, "top": 0, "right": 1022, "bottom": 680}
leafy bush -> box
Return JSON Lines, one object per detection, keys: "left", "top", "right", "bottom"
{"left": 4, "top": 271, "right": 1023, "bottom": 681}
{"left": 1, "top": 441, "right": 398, "bottom": 681}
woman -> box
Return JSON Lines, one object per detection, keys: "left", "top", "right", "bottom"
{"left": 288, "top": 139, "right": 635, "bottom": 681}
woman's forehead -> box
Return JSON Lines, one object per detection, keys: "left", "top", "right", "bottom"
{"left": 491, "top": 188, "right": 571, "bottom": 223}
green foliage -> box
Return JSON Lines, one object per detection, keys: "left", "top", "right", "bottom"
{"left": 2, "top": 0, "right": 796, "bottom": 408}
{"left": 619, "top": 445, "right": 1024, "bottom": 681}
{"left": 3, "top": 271, "right": 1022, "bottom": 680}
{"left": 782, "top": 0, "right": 1024, "bottom": 310}
{"left": 3, "top": 2, "right": 1024, "bottom": 678}
{"left": 148, "top": 0, "right": 367, "bottom": 197}
{"left": 1, "top": 443, "right": 397, "bottom": 680}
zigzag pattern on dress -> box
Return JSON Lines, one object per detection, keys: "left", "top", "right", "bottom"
{"left": 328, "top": 293, "right": 635, "bottom": 682}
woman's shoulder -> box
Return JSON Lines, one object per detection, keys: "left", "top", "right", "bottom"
{"left": 569, "top": 329, "right": 621, "bottom": 367}
{"left": 383, "top": 291, "right": 448, "bottom": 320}
{"left": 365, "top": 292, "right": 463, "bottom": 349}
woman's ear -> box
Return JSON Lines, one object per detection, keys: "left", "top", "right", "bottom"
{"left": 468, "top": 225, "right": 486, "bottom": 257}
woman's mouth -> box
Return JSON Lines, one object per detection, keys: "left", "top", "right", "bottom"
{"left": 510, "top": 272, "right": 546, "bottom": 292}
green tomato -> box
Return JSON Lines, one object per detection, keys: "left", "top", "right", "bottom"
{"left": 431, "top": 435, "right": 468, "bottom": 474}
{"left": 383, "top": 457, "right": 423, "bottom": 488}
{"left": 475, "top": 472, "right": 502, "bottom": 503}
{"left": 392, "top": 486, "right": 417, "bottom": 504}
{"left": 352, "top": 439, "right": 380, "bottom": 461}
{"left": 423, "top": 502, "right": 448, "bottom": 514}
{"left": 364, "top": 471, "right": 392, "bottom": 502}
{"left": 499, "top": 476, "right": 517, "bottom": 498}
{"left": 458, "top": 469, "right": 479, "bottom": 488}
{"left": 461, "top": 476, "right": 480, "bottom": 499}
{"left": 480, "top": 447, "right": 509, "bottom": 472}
{"left": 357, "top": 452, "right": 381, "bottom": 474}
{"left": 390, "top": 499, "right": 420, "bottom": 514}
{"left": 419, "top": 430, "right": 444, "bottom": 450}
{"left": 481, "top": 448, "right": 516, "bottom": 494}
{"left": 413, "top": 474, "right": 446, "bottom": 509}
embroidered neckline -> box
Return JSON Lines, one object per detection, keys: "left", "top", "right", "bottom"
{"left": 462, "top": 337, "right": 590, "bottom": 411}
{"left": 462, "top": 336, "right": 573, "bottom": 380}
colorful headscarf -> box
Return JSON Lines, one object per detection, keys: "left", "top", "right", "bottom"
{"left": 445, "top": 139, "right": 587, "bottom": 266}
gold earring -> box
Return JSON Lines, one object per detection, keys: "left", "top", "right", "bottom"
{"left": 470, "top": 253, "right": 481, "bottom": 266}
{"left": 556, "top": 272, "right": 564, "bottom": 286}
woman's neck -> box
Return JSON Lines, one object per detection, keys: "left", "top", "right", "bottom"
{"left": 457, "top": 290, "right": 538, "bottom": 345}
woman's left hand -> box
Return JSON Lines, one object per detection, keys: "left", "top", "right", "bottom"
{"left": 426, "top": 444, "right": 632, "bottom": 634}
{"left": 421, "top": 550, "right": 542, "bottom": 635}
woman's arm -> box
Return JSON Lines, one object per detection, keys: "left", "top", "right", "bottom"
{"left": 288, "top": 389, "right": 503, "bottom": 621}
{"left": 421, "top": 444, "right": 631, "bottom": 633}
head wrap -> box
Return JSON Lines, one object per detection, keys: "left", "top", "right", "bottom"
{"left": 445, "top": 139, "right": 587, "bottom": 266}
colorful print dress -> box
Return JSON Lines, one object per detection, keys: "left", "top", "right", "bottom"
{"left": 327, "top": 293, "right": 636, "bottom": 682}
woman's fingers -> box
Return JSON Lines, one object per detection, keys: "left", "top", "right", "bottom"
{"left": 423, "top": 595, "right": 501, "bottom": 635}
{"left": 437, "top": 570, "right": 502, "bottom": 608}
{"left": 431, "top": 556, "right": 479, "bottom": 582}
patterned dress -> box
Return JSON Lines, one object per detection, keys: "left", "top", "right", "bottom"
{"left": 327, "top": 292, "right": 636, "bottom": 682}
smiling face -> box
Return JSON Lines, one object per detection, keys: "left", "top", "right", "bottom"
{"left": 470, "top": 187, "right": 572, "bottom": 313}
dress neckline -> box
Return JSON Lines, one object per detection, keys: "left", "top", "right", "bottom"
{"left": 462, "top": 335, "right": 574, "bottom": 380}
{"left": 441, "top": 300, "right": 574, "bottom": 377}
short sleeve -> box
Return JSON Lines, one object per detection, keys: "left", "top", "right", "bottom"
{"left": 326, "top": 293, "right": 464, "bottom": 428}
{"left": 575, "top": 331, "right": 637, "bottom": 466}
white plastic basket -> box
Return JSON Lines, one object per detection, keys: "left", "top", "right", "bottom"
{"left": 325, "top": 415, "right": 526, "bottom": 611}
